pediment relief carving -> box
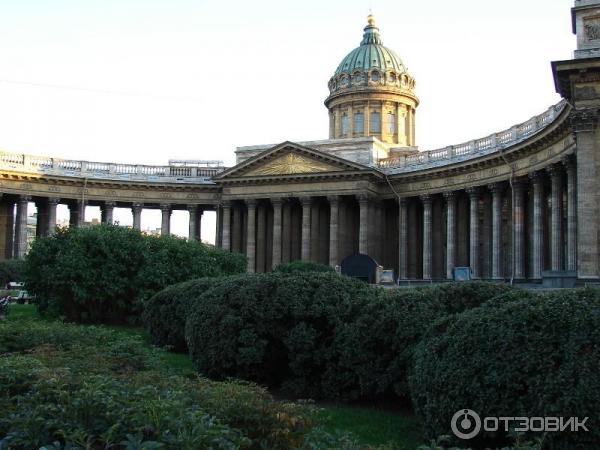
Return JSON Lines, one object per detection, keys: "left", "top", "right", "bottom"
{"left": 244, "top": 152, "right": 344, "bottom": 177}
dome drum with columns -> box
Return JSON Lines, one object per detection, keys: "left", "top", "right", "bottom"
{"left": 2, "top": 4, "right": 600, "bottom": 286}
{"left": 325, "top": 15, "right": 419, "bottom": 147}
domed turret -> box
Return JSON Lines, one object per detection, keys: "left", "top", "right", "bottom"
{"left": 325, "top": 15, "right": 419, "bottom": 146}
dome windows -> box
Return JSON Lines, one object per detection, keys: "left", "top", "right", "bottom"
{"left": 371, "top": 71, "right": 381, "bottom": 82}
{"left": 354, "top": 111, "right": 364, "bottom": 134}
{"left": 370, "top": 111, "right": 381, "bottom": 133}
{"left": 387, "top": 111, "right": 397, "bottom": 134}
{"left": 341, "top": 112, "right": 349, "bottom": 136}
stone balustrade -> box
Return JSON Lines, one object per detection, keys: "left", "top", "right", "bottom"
{"left": 379, "top": 100, "right": 567, "bottom": 172}
{"left": 0, "top": 153, "right": 226, "bottom": 183}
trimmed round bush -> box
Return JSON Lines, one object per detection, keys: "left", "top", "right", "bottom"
{"left": 24, "top": 225, "right": 246, "bottom": 324}
{"left": 185, "top": 272, "right": 380, "bottom": 399}
{"left": 143, "top": 277, "right": 224, "bottom": 352}
{"left": 334, "top": 282, "right": 520, "bottom": 400}
{"left": 410, "top": 287, "right": 600, "bottom": 449}
{"left": 273, "top": 261, "right": 334, "bottom": 273}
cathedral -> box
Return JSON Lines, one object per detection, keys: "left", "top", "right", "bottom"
{"left": 1, "top": 1, "right": 600, "bottom": 285}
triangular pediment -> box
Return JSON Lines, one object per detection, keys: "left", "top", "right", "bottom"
{"left": 216, "top": 141, "right": 376, "bottom": 180}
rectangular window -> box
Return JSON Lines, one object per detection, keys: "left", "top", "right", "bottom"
{"left": 388, "top": 112, "right": 396, "bottom": 134}
{"left": 371, "top": 111, "right": 381, "bottom": 133}
{"left": 341, "top": 113, "right": 349, "bottom": 136}
{"left": 354, "top": 112, "right": 364, "bottom": 134}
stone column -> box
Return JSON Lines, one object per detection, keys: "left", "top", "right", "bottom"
{"left": 398, "top": 197, "right": 408, "bottom": 279}
{"left": 564, "top": 157, "right": 577, "bottom": 272}
{"left": 47, "top": 198, "right": 59, "bottom": 236}
{"left": 101, "top": 201, "right": 115, "bottom": 225}
{"left": 160, "top": 204, "right": 171, "bottom": 236}
{"left": 444, "top": 192, "right": 457, "bottom": 280}
{"left": 132, "top": 203, "right": 143, "bottom": 231}
{"left": 547, "top": 164, "right": 564, "bottom": 271}
{"left": 69, "top": 200, "right": 86, "bottom": 228}
{"left": 489, "top": 183, "right": 504, "bottom": 279}
{"left": 221, "top": 201, "right": 232, "bottom": 251}
{"left": 421, "top": 194, "right": 433, "bottom": 280}
{"left": 188, "top": 205, "right": 198, "bottom": 241}
{"left": 271, "top": 199, "right": 283, "bottom": 269}
{"left": 300, "top": 197, "right": 312, "bottom": 261}
{"left": 282, "top": 200, "right": 292, "bottom": 263}
{"left": 232, "top": 204, "right": 242, "bottom": 253}
{"left": 246, "top": 200, "right": 257, "bottom": 273}
{"left": 358, "top": 194, "right": 369, "bottom": 255}
{"left": 256, "top": 203, "right": 266, "bottom": 272}
{"left": 14, "top": 195, "right": 30, "bottom": 258}
{"left": 466, "top": 187, "right": 480, "bottom": 278}
{"left": 530, "top": 171, "right": 545, "bottom": 280}
{"left": 196, "top": 209, "right": 203, "bottom": 241}
{"left": 35, "top": 199, "right": 49, "bottom": 238}
{"left": 328, "top": 196, "right": 340, "bottom": 267}
{"left": 513, "top": 180, "right": 527, "bottom": 279}
{"left": 215, "top": 205, "right": 222, "bottom": 247}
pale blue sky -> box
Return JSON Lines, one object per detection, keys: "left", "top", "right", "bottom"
{"left": 0, "top": 0, "right": 576, "bottom": 239}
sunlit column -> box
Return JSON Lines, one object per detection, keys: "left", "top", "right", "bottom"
{"left": 444, "top": 192, "right": 457, "bottom": 280}
{"left": 489, "top": 183, "right": 504, "bottom": 279}
{"left": 327, "top": 195, "right": 340, "bottom": 267}
{"left": 132, "top": 203, "right": 143, "bottom": 231}
{"left": 102, "top": 201, "right": 116, "bottom": 225}
{"left": 15, "top": 195, "right": 30, "bottom": 258}
{"left": 160, "top": 204, "right": 171, "bottom": 236}
{"left": 300, "top": 197, "right": 312, "bottom": 261}
{"left": 530, "top": 171, "right": 545, "bottom": 280}
{"left": 188, "top": 205, "right": 198, "bottom": 241}
{"left": 564, "top": 156, "right": 577, "bottom": 271}
{"left": 47, "top": 198, "right": 59, "bottom": 236}
{"left": 246, "top": 200, "right": 257, "bottom": 273}
{"left": 466, "top": 187, "right": 480, "bottom": 278}
{"left": 358, "top": 194, "right": 369, "bottom": 254}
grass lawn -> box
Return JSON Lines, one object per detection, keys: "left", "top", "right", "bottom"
{"left": 5, "top": 304, "right": 424, "bottom": 448}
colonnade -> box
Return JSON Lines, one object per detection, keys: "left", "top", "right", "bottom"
{"left": 217, "top": 157, "right": 576, "bottom": 281}
{"left": 0, "top": 196, "right": 210, "bottom": 259}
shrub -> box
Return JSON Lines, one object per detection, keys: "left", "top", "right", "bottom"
{"left": 334, "top": 282, "right": 520, "bottom": 400}
{"left": 410, "top": 287, "right": 600, "bottom": 449}
{"left": 24, "top": 225, "right": 246, "bottom": 324}
{"left": 273, "top": 261, "right": 335, "bottom": 274}
{"left": 143, "top": 277, "right": 224, "bottom": 352}
{"left": 0, "top": 316, "right": 347, "bottom": 449}
{"left": 0, "top": 259, "right": 25, "bottom": 286}
{"left": 185, "top": 272, "right": 380, "bottom": 399}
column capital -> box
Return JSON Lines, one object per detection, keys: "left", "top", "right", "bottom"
{"left": 512, "top": 177, "right": 529, "bottom": 192}
{"left": 570, "top": 107, "right": 600, "bottom": 133}
{"left": 221, "top": 200, "right": 232, "bottom": 209}
{"left": 270, "top": 198, "right": 284, "bottom": 207}
{"left": 132, "top": 202, "right": 143, "bottom": 210}
{"left": 356, "top": 193, "right": 372, "bottom": 204}
{"left": 420, "top": 194, "right": 433, "bottom": 205}
{"left": 443, "top": 191, "right": 457, "bottom": 201}
{"left": 19, "top": 195, "right": 32, "bottom": 203}
{"left": 488, "top": 182, "right": 505, "bottom": 195}
{"left": 187, "top": 204, "right": 198, "bottom": 212}
{"left": 326, "top": 195, "right": 341, "bottom": 204}
{"left": 299, "top": 196, "right": 313, "bottom": 206}
{"left": 545, "top": 163, "right": 563, "bottom": 179}
{"left": 529, "top": 170, "right": 545, "bottom": 184}
{"left": 47, "top": 197, "right": 61, "bottom": 205}
{"left": 562, "top": 155, "right": 576, "bottom": 173}
{"left": 160, "top": 203, "right": 172, "bottom": 212}
{"left": 246, "top": 199, "right": 258, "bottom": 208}
{"left": 397, "top": 196, "right": 408, "bottom": 207}
{"left": 104, "top": 201, "right": 117, "bottom": 208}
{"left": 465, "top": 186, "right": 480, "bottom": 199}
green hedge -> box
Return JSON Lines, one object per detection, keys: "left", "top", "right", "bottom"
{"left": 24, "top": 225, "right": 246, "bottom": 324}
{"left": 334, "top": 282, "right": 519, "bottom": 400}
{"left": 0, "top": 259, "right": 25, "bottom": 286}
{"left": 185, "top": 272, "right": 379, "bottom": 399}
{"left": 143, "top": 277, "right": 224, "bottom": 352}
{"left": 410, "top": 287, "right": 600, "bottom": 449}
{"left": 273, "top": 261, "right": 334, "bottom": 273}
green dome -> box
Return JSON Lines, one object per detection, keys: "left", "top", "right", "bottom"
{"left": 335, "top": 16, "right": 406, "bottom": 75}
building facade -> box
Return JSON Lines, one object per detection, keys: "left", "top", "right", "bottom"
{"left": 1, "top": 2, "right": 600, "bottom": 283}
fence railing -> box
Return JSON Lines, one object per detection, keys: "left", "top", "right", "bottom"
{"left": 378, "top": 101, "right": 567, "bottom": 171}
{"left": 0, "top": 153, "right": 226, "bottom": 183}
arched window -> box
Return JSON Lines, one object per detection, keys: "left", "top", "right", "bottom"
{"left": 354, "top": 111, "right": 364, "bottom": 134}
{"left": 370, "top": 111, "right": 381, "bottom": 133}
{"left": 341, "top": 113, "right": 349, "bottom": 136}
{"left": 388, "top": 111, "right": 396, "bottom": 134}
